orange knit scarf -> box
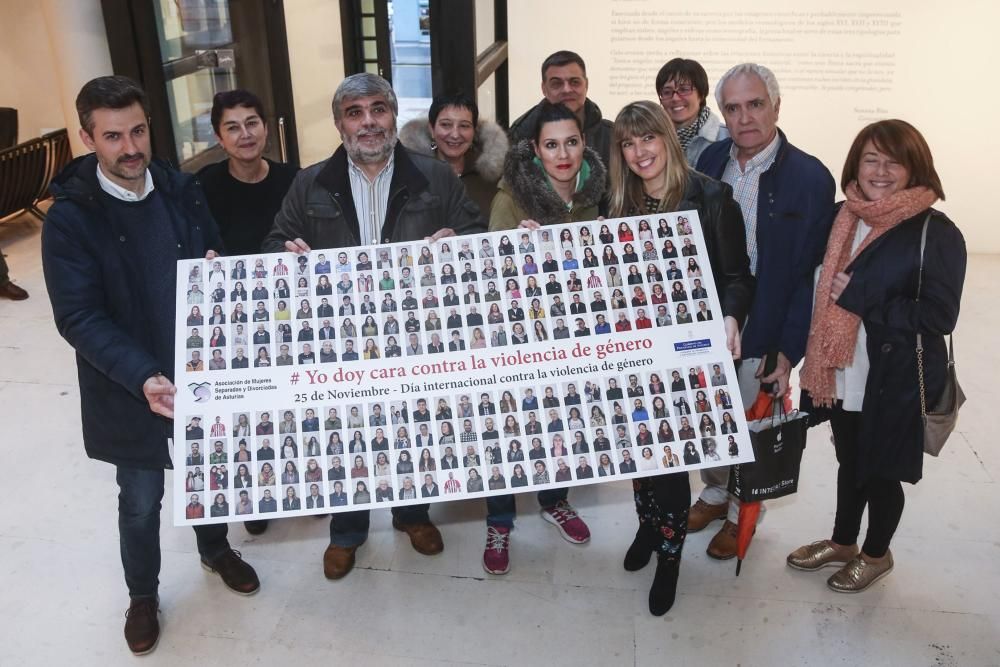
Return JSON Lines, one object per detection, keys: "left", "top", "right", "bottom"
{"left": 799, "top": 181, "right": 937, "bottom": 406}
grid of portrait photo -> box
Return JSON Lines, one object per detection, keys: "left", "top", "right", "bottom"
{"left": 178, "top": 360, "right": 745, "bottom": 521}
{"left": 179, "top": 213, "right": 719, "bottom": 373}
{"left": 176, "top": 213, "right": 751, "bottom": 522}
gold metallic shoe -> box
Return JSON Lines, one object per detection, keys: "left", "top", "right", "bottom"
{"left": 827, "top": 552, "right": 894, "bottom": 593}
{"left": 786, "top": 540, "right": 859, "bottom": 572}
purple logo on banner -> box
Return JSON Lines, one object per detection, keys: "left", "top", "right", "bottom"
{"left": 674, "top": 339, "right": 712, "bottom": 352}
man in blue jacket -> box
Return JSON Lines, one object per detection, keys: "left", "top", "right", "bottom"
{"left": 694, "top": 63, "right": 835, "bottom": 559}
{"left": 42, "top": 76, "right": 259, "bottom": 655}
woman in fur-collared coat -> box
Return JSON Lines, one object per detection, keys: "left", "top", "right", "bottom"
{"left": 487, "top": 102, "right": 607, "bottom": 231}
{"left": 399, "top": 91, "right": 508, "bottom": 220}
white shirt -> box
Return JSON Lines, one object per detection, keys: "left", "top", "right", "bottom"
{"left": 97, "top": 164, "right": 154, "bottom": 202}
{"left": 347, "top": 152, "right": 395, "bottom": 245}
{"left": 833, "top": 220, "right": 871, "bottom": 411}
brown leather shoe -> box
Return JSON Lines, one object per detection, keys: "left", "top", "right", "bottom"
{"left": 706, "top": 519, "right": 741, "bottom": 560}
{"left": 688, "top": 499, "right": 728, "bottom": 532}
{"left": 392, "top": 517, "right": 444, "bottom": 555}
{"left": 201, "top": 549, "right": 260, "bottom": 595}
{"left": 0, "top": 281, "right": 28, "bottom": 301}
{"left": 124, "top": 597, "right": 160, "bottom": 655}
{"left": 323, "top": 544, "right": 358, "bottom": 579}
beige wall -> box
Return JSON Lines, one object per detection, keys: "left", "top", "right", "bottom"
{"left": 284, "top": 0, "right": 347, "bottom": 167}
{"left": 0, "top": 0, "right": 112, "bottom": 154}
{"left": 0, "top": 2, "right": 64, "bottom": 143}
{"left": 509, "top": 0, "right": 1000, "bottom": 253}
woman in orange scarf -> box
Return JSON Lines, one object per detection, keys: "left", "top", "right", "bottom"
{"left": 793, "top": 120, "right": 966, "bottom": 593}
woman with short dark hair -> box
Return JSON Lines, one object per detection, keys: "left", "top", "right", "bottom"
{"left": 654, "top": 58, "right": 728, "bottom": 166}
{"left": 399, "top": 90, "right": 508, "bottom": 217}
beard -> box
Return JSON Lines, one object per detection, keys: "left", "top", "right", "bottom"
{"left": 343, "top": 124, "right": 397, "bottom": 165}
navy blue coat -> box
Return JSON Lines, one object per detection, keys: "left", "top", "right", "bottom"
{"left": 697, "top": 130, "right": 835, "bottom": 364}
{"left": 828, "top": 207, "right": 965, "bottom": 484}
{"left": 43, "top": 154, "right": 222, "bottom": 469}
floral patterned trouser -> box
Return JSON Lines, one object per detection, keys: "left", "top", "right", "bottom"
{"left": 633, "top": 473, "right": 690, "bottom": 560}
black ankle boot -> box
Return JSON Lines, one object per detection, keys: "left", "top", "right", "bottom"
{"left": 624, "top": 527, "right": 656, "bottom": 571}
{"left": 649, "top": 556, "right": 680, "bottom": 616}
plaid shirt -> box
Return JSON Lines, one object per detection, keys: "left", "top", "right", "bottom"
{"left": 460, "top": 430, "right": 478, "bottom": 442}
{"left": 721, "top": 132, "right": 781, "bottom": 275}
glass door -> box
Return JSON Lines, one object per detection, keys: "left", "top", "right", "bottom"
{"left": 102, "top": 0, "right": 299, "bottom": 171}
{"left": 153, "top": 0, "right": 237, "bottom": 164}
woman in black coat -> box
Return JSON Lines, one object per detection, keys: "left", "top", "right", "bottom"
{"left": 608, "top": 100, "right": 754, "bottom": 617}
{"left": 794, "top": 120, "right": 966, "bottom": 593}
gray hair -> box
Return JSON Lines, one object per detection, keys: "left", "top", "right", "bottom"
{"left": 332, "top": 73, "right": 398, "bottom": 120}
{"left": 714, "top": 63, "right": 780, "bottom": 108}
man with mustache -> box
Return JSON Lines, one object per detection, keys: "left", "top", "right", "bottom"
{"left": 42, "top": 76, "right": 259, "bottom": 655}
{"left": 508, "top": 50, "right": 614, "bottom": 172}
{"left": 263, "top": 73, "right": 485, "bottom": 581}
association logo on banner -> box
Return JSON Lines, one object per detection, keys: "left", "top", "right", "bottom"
{"left": 188, "top": 382, "right": 212, "bottom": 403}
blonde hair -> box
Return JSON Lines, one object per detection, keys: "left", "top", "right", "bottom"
{"left": 609, "top": 101, "right": 689, "bottom": 217}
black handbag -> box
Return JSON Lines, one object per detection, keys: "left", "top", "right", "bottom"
{"left": 916, "top": 215, "right": 965, "bottom": 456}
{"left": 728, "top": 405, "right": 808, "bottom": 502}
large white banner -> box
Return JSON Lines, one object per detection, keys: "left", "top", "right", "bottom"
{"left": 173, "top": 212, "right": 753, "bottom": 525}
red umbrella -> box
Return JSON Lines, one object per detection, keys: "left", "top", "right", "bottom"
{"left": 735, "top": 501, "right": 760, "bottom": 576}
{"left": 734, "top": 389, "right": 792, "bottom": 576}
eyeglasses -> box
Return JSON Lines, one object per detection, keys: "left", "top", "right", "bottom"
{"left": 659, "top": 83, "right": 696, "bottom": 99}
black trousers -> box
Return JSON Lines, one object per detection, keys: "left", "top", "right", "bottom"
{"left": 830, "top": 406, "right": 905, "bottom": 558}
{"left": 633, "top": 472, "right": 690, "bottom": 560}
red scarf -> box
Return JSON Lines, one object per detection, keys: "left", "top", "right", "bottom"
{"left": 800, "top": 182, "right": 937, "bottom": 406}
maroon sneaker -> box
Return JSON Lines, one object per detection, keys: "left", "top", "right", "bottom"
{"left": 540, "top": 500, "right": 591, "bottom": 544}
{"left": 483, "top": 526, "right": 511, "bottom": 575}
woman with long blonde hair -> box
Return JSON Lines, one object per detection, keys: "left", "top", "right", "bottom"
{"left": 609, "top": 100, "right": 754, "bottom": 617}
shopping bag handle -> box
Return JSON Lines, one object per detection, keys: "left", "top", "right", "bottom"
{"left": 767, "top": 398, "right": 787, "bottom": 429}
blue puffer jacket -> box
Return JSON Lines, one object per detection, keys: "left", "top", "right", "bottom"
{"left": 43, "top": 154, "right": 222, "bottom": 469}
{"left": 697, "top": 130, "right": 835, "bottom": 365}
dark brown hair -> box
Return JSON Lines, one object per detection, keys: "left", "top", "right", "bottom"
{"left": 841, "top": 119, "right": 945, "bottom": 199}
{"left": 210, "top": 89, "right": 267, "bottom": 134}
{"left": 541, "top": 51, "right": 586, "bottom": 80}
{"left": 76, "top": 75, "right": 149, "bottom": 136}
{"left": 655, "top": 58, "right": 709, "bottom": 110}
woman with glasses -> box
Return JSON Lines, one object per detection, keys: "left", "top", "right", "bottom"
{"left": 654, "top": 58, "right": 728, "bottom": 166}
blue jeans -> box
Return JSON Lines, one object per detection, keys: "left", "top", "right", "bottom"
{"left": 485, "top": 488, "right": 568, "bottom": 528}
{"left": 328, "top": 504, "right": 431, "bottom": 547}
{"left": 117, "top": 467, "right": 230, "bottom": 598}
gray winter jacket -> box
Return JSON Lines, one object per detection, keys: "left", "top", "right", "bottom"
{"left": 683, "top": 109, "right": 729, "bottom": 167}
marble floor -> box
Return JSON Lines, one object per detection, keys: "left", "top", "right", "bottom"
{"left": 1, "top": 211, "right": 998, "bottom": 666}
